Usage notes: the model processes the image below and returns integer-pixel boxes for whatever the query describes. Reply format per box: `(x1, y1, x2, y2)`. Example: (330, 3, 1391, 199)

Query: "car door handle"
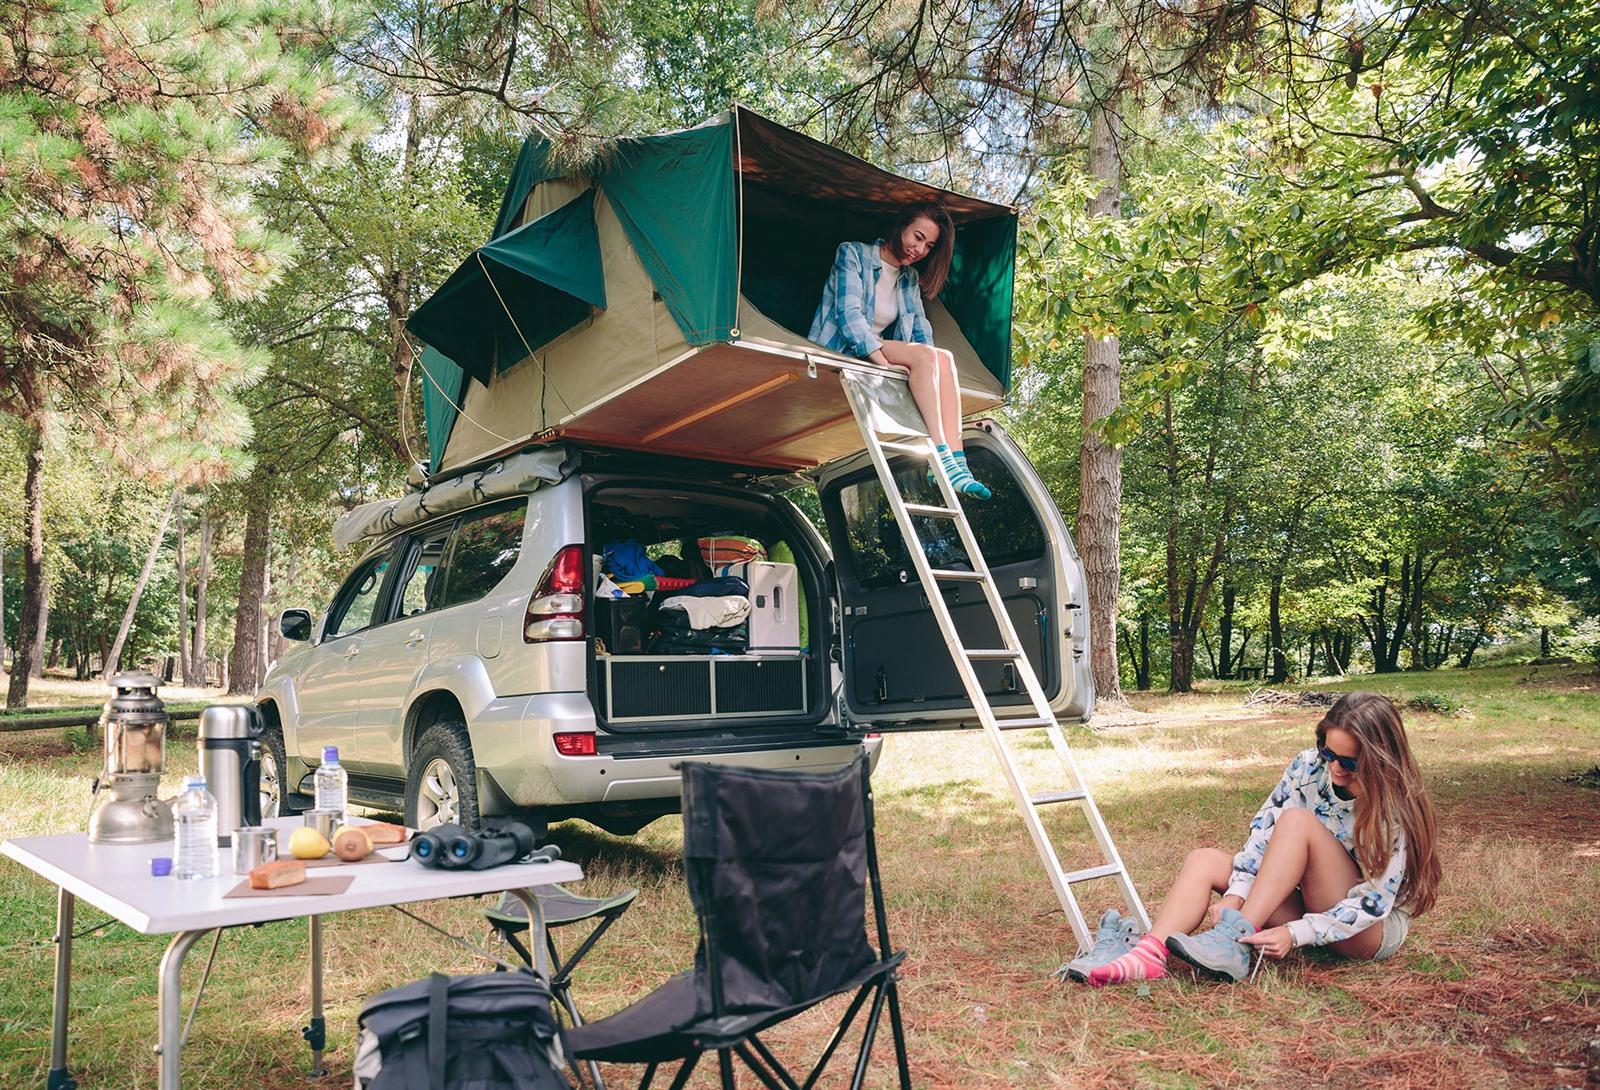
(342, 644, 362, 659)
(404, 629, 426, 648)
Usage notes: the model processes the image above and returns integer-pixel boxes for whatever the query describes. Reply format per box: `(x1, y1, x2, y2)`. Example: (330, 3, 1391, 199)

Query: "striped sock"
(1087, 933, 1168, 987)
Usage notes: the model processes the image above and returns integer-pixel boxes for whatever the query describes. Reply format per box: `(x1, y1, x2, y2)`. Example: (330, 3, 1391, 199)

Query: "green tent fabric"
(940, 215, 1016, 390)
(408, 188, 607, 386)
(422, 136, 558, 466)
(419, 346, 465, 470)
(492, 136, 558, 240)
(599, 121, 737, 345)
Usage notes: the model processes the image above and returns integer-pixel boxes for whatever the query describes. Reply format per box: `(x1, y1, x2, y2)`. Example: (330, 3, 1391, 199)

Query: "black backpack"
(355, 971, 572, 1090)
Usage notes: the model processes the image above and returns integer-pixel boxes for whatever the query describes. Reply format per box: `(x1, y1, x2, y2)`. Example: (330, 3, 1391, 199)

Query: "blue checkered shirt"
(808, 240, 935, 359)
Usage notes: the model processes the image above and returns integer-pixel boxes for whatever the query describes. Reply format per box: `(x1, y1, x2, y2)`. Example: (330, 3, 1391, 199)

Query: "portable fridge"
(715, 560, 801, 653)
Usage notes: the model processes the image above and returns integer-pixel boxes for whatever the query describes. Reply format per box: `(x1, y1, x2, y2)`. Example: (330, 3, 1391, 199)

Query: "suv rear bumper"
(470, 692, 881, 809)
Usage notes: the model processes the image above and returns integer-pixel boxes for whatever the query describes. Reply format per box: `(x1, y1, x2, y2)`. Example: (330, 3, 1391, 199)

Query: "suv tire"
(257, 715, 310, 818)
(405, 722, 481, 832)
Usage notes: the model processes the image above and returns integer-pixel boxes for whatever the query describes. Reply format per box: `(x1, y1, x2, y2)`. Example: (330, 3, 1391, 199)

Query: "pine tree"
(0, 0, 362, 705)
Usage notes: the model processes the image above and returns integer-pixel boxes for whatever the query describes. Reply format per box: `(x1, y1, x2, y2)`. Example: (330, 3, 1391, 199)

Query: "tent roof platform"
(451, 337, 1004, 474)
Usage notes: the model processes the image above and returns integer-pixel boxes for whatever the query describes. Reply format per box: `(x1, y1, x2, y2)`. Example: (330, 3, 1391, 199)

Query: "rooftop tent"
(413, 106, 1018, 477)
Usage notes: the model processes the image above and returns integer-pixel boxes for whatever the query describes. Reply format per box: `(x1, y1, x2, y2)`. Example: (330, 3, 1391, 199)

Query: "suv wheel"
(405, 722, 481, 832)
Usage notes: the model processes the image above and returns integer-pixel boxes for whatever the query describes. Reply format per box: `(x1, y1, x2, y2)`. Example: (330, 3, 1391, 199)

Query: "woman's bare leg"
(878, 341, 948, 447)
(933, 348, 963, 452)
(1239, 807, 1385, 959)
(1148, 848, 1232, 942)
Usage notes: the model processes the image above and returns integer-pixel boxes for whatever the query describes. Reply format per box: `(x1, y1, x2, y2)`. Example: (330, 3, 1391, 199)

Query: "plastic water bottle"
(173, 775, 219, 880)
(314, 746, 348, 823)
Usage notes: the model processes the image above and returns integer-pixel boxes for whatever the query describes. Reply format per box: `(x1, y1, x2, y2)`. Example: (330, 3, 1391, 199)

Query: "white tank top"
(873, 257, 899, 334)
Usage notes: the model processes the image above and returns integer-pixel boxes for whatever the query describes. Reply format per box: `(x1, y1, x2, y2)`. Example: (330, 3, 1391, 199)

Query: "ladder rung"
(878, 439, 932, 457)
(928, 568, 985, 582)
(1031, 790, 1087, 806)
(903, 503, 960, 518)
(1063, 863, 1125, 885)
(993, 716, 1053, 731)
(965, 648, 1020, 661)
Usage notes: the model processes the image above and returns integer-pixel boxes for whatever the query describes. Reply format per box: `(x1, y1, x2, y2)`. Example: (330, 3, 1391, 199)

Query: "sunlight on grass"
(1, 663, 1596, 1087)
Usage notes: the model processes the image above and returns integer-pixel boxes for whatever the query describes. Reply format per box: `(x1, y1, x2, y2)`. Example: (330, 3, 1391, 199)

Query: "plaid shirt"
(808, 240, 935, 359)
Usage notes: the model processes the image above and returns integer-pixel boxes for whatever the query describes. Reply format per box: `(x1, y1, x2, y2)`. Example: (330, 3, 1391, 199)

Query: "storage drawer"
(604, 659, 712, 720)
(598, 654, 807, 723)
(714, 657, 806, 714)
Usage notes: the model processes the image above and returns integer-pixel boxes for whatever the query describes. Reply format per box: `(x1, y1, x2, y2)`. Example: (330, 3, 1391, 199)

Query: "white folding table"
(1, 816, 583, 1090)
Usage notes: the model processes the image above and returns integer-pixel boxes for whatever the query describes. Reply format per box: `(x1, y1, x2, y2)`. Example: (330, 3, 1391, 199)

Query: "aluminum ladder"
(839, 375, 1149, 952)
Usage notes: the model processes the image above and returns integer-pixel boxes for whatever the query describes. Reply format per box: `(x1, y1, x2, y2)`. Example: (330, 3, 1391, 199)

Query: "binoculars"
(410, 820, 559, 870)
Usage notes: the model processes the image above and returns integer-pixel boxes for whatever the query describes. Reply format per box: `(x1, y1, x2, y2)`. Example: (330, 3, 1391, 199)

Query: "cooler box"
(593, 596, 649, 655)
(715, 560, 800, 652)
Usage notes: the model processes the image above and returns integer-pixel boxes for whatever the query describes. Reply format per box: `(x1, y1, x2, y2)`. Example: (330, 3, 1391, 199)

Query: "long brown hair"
(1317, 692, 1441, 916)
(887, 202, 956, 298)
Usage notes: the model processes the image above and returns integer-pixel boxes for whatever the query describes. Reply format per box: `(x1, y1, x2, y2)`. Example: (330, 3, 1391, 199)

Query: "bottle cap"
(323, 746, 339, 762)
(150, 857, 173, 877)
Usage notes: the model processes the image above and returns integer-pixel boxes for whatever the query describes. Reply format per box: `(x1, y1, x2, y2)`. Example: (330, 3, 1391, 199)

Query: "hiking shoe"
(1165, 907, 1256, 982)
(1055, 909, 1139, 983)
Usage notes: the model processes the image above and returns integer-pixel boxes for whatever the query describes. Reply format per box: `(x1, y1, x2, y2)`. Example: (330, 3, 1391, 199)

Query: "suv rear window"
(438, 502, 527, 608)
(836, 446, 1046, 590)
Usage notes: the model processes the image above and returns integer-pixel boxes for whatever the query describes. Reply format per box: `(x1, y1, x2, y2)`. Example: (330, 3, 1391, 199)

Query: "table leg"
(302, 914, 329, 1079)
(157, 929, 212, 1090)
(48, 887, 76, 1090)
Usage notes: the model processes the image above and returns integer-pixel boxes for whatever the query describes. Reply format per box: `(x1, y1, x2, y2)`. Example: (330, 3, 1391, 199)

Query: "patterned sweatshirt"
(1226, 747, 1408, 947)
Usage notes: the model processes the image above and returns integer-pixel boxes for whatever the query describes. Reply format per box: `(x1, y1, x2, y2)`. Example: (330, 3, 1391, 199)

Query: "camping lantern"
(87, 672, 174, 844)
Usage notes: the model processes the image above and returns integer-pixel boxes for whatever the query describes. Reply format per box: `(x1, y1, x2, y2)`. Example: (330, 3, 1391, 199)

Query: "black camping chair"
(486, 884, 640, 1089)
(563, 753, 911, 1090)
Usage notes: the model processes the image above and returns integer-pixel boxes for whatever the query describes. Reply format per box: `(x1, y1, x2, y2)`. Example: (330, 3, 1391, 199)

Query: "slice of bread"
(249, 859, 307, 889)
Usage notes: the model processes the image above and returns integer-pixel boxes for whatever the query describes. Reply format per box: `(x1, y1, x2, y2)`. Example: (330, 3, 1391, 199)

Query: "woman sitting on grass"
(1070, 691, 1441, 986)
(808, 202, 990, 499)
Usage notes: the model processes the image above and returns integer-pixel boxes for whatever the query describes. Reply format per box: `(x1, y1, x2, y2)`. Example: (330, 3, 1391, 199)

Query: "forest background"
(2, 0, 1596, 707)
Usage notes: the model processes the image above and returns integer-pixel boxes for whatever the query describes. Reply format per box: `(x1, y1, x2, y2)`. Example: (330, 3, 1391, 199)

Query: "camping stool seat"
(485, 884, 639, 1088)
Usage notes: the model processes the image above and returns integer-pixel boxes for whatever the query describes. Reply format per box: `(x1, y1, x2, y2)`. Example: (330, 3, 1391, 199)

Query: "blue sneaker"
(1056, 909, 1139, 983)
(1165, 907, 1256, 982)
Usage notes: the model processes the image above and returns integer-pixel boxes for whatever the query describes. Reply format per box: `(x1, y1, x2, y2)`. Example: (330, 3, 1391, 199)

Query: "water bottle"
(314, 746, 348, 823)
(173, 775, 219, 880)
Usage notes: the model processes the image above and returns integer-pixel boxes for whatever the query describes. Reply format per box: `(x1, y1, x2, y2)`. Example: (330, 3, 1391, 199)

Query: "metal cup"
(304, 808, 341, 841)
(233, 827, 278, 873)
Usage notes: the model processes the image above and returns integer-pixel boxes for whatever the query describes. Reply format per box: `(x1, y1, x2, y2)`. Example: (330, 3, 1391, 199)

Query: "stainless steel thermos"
(197, 705, 263, 837)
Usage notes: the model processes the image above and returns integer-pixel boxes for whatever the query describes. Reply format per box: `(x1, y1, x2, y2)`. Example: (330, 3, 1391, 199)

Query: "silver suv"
(257, 424, 1094, 834)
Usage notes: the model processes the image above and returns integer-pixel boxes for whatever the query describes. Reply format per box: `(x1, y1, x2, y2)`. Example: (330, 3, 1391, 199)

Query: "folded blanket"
(660, 594, 751, 630)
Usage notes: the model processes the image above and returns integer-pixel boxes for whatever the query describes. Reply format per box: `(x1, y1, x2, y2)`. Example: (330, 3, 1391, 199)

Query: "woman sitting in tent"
(809, 204, 991, 499)
(1067, 691, 1441, 986)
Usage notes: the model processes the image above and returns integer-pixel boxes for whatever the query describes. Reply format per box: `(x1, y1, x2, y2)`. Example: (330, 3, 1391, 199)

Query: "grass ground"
(2, 663, 1596, 1088)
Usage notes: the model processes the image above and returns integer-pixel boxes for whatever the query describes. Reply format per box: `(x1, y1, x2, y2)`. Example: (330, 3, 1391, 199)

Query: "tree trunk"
(46, 635, 60, 669)
(1198, 624, 1218, 678)
(228, 479, 272, 695)
(1138, 611, 1151, 690)
(102, 487, 181, 680)
(1459, 624, 1484, 668)
(176, 492, 194, 685)
(193, 505, 211, 686)
(1305, 633, 1318, 677)
(1217, 580, 1236, 679)
(257, 553, 273, 683)
(1078, 97, 1125, 705)
(0, 544, 7, 668)
(30, 590, 48, 678)
(6, 416, 47, 708)
(1540, 626, 1550, 656)
(1267, 572, 1288, 683)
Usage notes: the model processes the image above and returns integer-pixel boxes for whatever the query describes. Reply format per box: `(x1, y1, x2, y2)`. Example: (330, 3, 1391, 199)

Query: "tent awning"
(408, 188, 606, 385)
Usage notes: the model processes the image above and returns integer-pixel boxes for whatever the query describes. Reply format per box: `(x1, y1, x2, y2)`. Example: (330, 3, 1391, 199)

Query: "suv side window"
(325, 551, 395, 639)
(393, 527, 454, 620)
(836, 447, 1046, 589)
(437, 502, 527, 609)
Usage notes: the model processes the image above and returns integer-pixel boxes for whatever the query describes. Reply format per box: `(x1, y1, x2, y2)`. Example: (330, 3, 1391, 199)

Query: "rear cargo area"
(583, 478, 830, 732)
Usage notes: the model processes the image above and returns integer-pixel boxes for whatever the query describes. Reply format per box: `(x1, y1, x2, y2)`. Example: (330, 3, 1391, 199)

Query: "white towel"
(660, 594, 751, 629)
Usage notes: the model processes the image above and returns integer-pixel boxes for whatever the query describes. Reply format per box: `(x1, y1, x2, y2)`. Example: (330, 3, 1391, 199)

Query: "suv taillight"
(524, 544, 586, 643)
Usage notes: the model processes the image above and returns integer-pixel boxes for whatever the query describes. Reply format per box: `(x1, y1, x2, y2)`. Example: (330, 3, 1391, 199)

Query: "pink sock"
(1087, 933, 1168, 987)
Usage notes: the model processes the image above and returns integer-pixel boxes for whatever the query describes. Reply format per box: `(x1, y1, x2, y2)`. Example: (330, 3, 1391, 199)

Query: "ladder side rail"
(841, 388, 1093, 947)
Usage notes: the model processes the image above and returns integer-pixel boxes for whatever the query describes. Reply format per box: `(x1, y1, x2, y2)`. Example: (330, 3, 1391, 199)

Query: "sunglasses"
(1317, 743, 1358, 774)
